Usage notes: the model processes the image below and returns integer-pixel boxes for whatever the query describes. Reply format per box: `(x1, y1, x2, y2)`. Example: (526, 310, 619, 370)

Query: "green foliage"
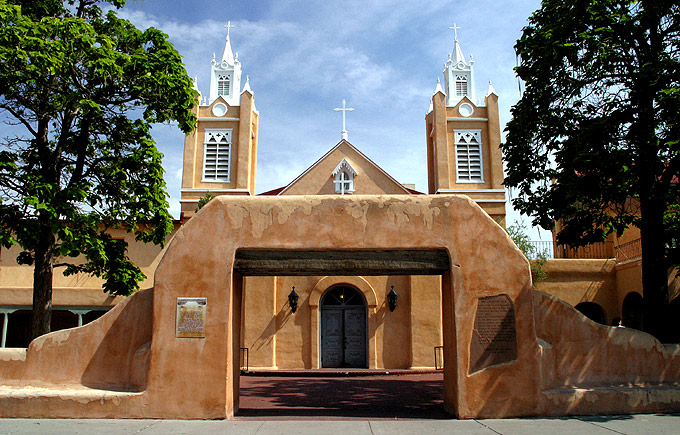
(507, 222, 548, 284)
(195, 192, 216, 213)
(0, 0, 197, 335)
(502, 0, 680, 335)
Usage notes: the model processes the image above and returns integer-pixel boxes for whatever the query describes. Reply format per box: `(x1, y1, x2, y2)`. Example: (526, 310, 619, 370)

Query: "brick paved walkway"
(237, 373, 448, 420)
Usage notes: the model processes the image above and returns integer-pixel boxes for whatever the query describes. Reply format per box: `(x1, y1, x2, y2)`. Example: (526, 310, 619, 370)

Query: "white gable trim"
(332, 158, 357, 177)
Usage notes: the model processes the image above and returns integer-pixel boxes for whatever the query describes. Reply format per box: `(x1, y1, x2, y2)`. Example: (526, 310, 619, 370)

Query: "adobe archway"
(146, 195, 540, 419)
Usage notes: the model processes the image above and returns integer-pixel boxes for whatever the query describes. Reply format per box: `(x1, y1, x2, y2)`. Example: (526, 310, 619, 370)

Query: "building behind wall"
(3, 24, 663, 360)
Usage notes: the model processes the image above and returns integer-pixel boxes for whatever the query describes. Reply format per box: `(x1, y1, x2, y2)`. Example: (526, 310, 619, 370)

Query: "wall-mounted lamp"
(288, 286, 299, 314)
(387, 286, 398, 312)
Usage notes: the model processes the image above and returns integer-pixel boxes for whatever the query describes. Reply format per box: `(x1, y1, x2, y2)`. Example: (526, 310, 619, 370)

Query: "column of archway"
(309, 276, 378, 368)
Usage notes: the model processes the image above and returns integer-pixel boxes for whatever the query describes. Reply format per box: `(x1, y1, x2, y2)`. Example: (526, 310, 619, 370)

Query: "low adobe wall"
(535, 290, 680, 415)
(0, 289, 153, 418)
(0, 195, 679, 419)
(535, 259, 618, 323)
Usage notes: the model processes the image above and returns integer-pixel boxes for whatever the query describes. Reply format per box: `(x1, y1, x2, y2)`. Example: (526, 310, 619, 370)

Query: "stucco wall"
(241, 274, 441, 370)
(1, 195, 678, 419)
(535, 259, 618, 323)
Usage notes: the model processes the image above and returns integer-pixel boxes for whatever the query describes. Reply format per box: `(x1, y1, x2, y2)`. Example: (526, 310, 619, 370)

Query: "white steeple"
(208, 21, 243, 106)
(487, 80, 497, 96)
(443, 22, 476, 107)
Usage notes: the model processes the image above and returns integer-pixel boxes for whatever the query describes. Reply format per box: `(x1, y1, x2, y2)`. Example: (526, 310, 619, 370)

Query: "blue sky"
(119, 0, 550, 240)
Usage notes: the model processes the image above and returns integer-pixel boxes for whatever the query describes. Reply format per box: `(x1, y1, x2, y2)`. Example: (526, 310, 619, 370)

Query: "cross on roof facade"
(449, 22, 461, 42)
(224, 21, 235, 39)
(333, 99, 354, 140)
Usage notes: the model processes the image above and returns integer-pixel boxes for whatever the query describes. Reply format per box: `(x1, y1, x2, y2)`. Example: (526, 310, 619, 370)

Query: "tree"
(195, 192, 216, 213)
(507, 222, 548, 285)
(0, 0, 197, 339)
(502, 0, 680, 339)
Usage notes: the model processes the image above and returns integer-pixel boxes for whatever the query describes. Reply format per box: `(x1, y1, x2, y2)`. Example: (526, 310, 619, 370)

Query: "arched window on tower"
(217, 74, 231, 97)
(332, 158, 357, 194)
(454, 130, 483, 182)
(455, 75, 468, 97)
(202, 129, 232, 182)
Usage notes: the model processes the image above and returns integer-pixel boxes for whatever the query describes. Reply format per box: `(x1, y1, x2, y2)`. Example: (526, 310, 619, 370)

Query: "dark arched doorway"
(320, 285, 367, 368)
(622, 292, 644, 330)
(574, 302, 607, 325)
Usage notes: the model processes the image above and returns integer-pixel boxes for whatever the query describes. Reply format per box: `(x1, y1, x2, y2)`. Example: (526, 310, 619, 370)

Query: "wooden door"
(344, 308, 366, 367)
(321, 307, 366, 368)
(321, 309, 343, 368)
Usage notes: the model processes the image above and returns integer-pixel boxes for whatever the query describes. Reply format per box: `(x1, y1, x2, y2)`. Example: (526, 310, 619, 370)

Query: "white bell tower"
(443, 23, 475, 106)
(209, 21, 242, 106)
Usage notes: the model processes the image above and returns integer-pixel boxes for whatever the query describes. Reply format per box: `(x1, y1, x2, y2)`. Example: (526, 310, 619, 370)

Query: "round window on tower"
(458, 103, 474, 117)
(212, 103, 228, 117)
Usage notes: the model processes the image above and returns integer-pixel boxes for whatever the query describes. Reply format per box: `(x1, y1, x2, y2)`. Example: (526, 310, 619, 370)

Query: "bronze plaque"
(176, 297, 207, 338)
(469, 294, 517, 374)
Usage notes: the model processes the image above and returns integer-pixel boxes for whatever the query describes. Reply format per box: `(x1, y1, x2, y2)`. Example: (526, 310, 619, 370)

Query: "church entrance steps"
(243, 369, 441, 377)
(542, 384, 680, 416)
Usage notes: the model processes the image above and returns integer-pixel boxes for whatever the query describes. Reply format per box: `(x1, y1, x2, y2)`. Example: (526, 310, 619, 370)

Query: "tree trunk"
(639, 191, 669, 340)
(31, 225, 55, 340)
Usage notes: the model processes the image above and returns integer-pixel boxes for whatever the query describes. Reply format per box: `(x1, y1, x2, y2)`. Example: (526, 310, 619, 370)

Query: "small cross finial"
(449, 22, 461, 42)
(224, 21, 235, 39)
(333, 99, 355, 140)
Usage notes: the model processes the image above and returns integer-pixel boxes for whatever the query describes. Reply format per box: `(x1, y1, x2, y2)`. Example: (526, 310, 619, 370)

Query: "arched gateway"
(148, 194, 541, 418)
(2, 195, 680, 420)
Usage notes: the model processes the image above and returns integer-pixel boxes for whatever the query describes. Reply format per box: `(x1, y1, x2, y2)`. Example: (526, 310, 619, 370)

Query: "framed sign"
(176, 297, 207, 338)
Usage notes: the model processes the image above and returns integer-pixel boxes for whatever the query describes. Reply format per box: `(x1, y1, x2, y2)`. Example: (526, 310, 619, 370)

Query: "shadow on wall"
(79, 289, 153, 391)
(534, 290, 680, 389)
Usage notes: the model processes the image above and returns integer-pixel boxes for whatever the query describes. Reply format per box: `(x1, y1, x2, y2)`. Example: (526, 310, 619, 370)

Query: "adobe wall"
(146, 194, 540, 419)
(0, 195, 679, 419)
(534, 290, 680, 415)
(0, 225, 178, 303)
(535, 259, 618, 323)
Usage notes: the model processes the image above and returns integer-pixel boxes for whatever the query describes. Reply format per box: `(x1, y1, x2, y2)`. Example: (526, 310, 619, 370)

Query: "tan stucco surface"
(0, 226, 177, 305)
(241, 274, 441, 370)
(280, 141, 410, 196)
(1, 195, 679, 419)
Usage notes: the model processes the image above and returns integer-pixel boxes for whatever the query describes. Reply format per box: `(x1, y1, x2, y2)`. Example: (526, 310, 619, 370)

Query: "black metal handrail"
(434, 346, 444, 370)
(240, 347, 249, 373)
(615, 238, 642, 264)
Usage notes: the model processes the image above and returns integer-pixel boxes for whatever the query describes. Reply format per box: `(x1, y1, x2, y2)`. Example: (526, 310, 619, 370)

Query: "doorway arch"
(320, 285, 368, 368)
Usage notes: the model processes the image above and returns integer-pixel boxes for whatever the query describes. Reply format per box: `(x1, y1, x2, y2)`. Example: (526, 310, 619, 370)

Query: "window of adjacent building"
(455, 75, 468, 97)
(217, 74, 231, 96)
(454, 130, 483, 182)
(202, 129, 231, 182)
(332, 159, 356, 194)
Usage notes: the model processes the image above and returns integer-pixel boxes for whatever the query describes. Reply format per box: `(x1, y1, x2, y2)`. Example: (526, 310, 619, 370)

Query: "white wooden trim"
(181, 188, 251, 193)
(197, 117, 240, 121)
(436, 189, 505, 193)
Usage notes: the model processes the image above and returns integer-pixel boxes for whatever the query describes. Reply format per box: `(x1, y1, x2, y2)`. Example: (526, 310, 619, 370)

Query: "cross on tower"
(449, 22, 461, 42)
(333, 99, 354, 140)
(224, 21, 235, 39)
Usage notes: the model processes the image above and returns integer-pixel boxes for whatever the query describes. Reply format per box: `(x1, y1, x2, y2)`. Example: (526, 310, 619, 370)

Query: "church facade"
(174, 29, 505, 370)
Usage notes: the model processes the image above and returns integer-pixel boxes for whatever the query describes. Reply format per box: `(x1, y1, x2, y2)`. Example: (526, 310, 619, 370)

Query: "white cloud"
(116, 1, 547, 237)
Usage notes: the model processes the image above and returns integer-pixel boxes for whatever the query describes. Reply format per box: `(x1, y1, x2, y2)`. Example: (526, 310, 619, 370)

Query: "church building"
(0, 25, 639, 364)
(175, 27, 505, 369)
